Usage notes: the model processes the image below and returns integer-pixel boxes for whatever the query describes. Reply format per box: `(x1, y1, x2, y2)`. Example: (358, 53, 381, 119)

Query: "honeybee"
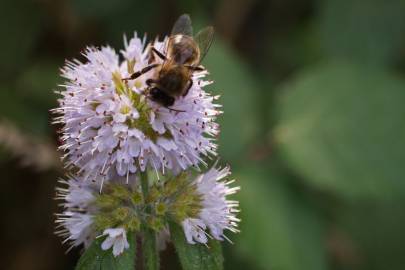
(124, 14, 214, 109)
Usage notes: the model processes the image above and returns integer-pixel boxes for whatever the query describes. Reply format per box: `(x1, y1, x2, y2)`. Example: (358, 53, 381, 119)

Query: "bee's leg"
(152, 47, 167, 61)
(167, 107, 186, 113)
(146, 78, 156, 86)
(142, 87, 151, 98)
(185, 65, 205, 72)
(182, 79, 193, 97)
(123, 63, 159, 81)
(142, 79, 158, 98)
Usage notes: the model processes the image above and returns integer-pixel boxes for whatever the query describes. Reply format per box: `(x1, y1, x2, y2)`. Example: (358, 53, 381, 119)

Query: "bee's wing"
(171, 14, 193, 36)
(194, 26, 215, 64)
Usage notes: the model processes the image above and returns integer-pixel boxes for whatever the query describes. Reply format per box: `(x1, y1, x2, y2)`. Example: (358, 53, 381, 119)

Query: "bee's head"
(149, 87, 175, 107)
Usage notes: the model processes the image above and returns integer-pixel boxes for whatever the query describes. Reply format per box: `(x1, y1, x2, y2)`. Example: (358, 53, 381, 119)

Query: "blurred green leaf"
(16, 61, 60, 107)
(204, 40, 260, 163)
(72, 0, 133, 19)
(333, 200, 405, 270)
(318, 0, 405, 66)
(0, 85, 50, 136)
(0, 0, 42, 77)
(268, 23, 323, 75)
(274, 62, 405, 200)
(75, 233, 136, 270)
(72, 0, 158, 46)
(235, 166, 328, 270)
(170, 222, 224, 270)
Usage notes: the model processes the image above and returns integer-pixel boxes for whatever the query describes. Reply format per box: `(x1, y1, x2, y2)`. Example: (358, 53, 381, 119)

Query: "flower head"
(182, 166, 240, 244)
(56, 176, 134, 256)
(55, 178, 97, 249)
(54, 15, 241, 267)
(53, 34, 220, 186)
(55, 164, 240, 253)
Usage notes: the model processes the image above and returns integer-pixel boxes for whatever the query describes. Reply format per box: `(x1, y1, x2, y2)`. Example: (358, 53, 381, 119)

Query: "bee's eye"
(150, 88, 160, 95)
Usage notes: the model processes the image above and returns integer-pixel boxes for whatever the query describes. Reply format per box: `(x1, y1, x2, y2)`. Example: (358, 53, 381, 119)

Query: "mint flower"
(55, 178, 96, 250)
(182, 166, 240, 244)
(53, 14, 241, 268)
(53, 34, 221, 187)
(57, 211, 93, 250)
(55, 164, 240, 255)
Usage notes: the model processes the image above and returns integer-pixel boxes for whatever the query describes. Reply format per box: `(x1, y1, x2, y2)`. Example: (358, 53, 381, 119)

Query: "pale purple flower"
(55, 177, 97, 250)
(53, 33, 220, 186)
(182, 218, 208, 244)
(56, 176, 136, 255)
(55, 210, 93, 250)
(182, 165, 240, 244)
(56, 178, 95, 208)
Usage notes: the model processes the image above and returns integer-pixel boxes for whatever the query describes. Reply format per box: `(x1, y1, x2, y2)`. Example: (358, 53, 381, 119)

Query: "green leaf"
(72, 0, 133, 19)
(16, 60, 60, 107)
(204, 40, 260, 163)
(170, 222, 224, 270)
(0, 0, 42, 77)
(71, 0, 158, 47)
(333, 200, 405, 270)
(0, 85, 51, 136)
(235, 166, 328, 270)
(267, 23, 324, 75)
(318, 0, 405, 66)
(274, 62, 405, 200)
(75, 233, 136, 270)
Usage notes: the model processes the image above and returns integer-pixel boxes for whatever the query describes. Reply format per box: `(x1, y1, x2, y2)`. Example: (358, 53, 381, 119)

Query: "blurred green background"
(1, 0, 405, 269)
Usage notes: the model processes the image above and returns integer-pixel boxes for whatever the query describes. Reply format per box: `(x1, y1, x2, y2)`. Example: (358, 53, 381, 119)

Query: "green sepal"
(169, 222, 224, 270)
(75, 233, 136, 270)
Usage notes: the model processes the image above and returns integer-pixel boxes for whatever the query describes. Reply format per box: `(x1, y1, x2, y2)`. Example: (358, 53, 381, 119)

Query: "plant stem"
(140, 171, 159, 270)
(140, 171, 149, 197)
(143, 227, 159, 270)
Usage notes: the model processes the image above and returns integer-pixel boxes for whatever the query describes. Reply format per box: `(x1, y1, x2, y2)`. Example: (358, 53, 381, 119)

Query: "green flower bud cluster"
(156, 172, 203, 223)
(92, 173, 203, 234)
(93, 184, 143, 232)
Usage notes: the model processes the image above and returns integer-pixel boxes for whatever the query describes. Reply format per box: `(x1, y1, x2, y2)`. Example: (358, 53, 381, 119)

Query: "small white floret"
(101, 228, 130, 257)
